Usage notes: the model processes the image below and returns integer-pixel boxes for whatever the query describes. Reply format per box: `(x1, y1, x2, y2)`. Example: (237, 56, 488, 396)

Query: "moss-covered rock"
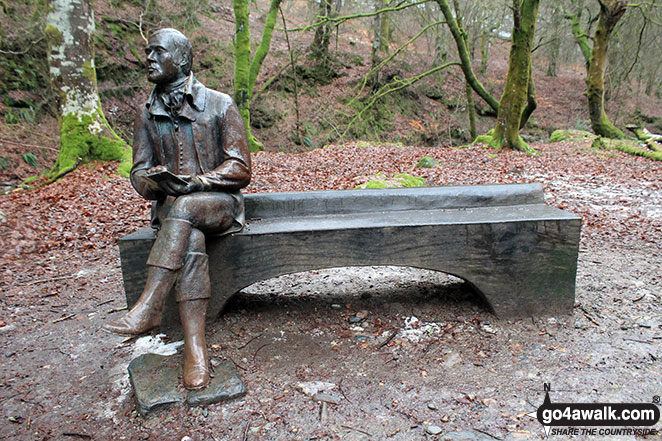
(415, 156, 439, 168)
(549, 129, 595, 143)
(356, 172, 426, 189)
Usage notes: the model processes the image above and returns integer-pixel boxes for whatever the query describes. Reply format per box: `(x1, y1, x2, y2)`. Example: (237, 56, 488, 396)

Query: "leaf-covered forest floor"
(0, 141, 660, 440)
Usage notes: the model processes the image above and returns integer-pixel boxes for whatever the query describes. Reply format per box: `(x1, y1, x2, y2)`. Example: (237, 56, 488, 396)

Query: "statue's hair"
(151, 28, 193, 75)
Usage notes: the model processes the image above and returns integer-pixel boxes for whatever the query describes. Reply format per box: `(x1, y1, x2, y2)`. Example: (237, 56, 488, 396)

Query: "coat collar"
(146, 73, 207, 120)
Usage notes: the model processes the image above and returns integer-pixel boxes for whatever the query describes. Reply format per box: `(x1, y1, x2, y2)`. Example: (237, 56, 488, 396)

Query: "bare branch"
(284, 0, 432, 32)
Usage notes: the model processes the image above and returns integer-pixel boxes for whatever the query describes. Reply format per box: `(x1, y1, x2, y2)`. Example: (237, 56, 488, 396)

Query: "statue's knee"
(169, 195, 195, 220)
(188, 228, 205, 253)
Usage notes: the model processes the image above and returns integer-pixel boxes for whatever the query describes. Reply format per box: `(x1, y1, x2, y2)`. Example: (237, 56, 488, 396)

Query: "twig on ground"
(107, 307, 127, 314)
(632, 293, 646, 303)
(341, 425, 373, 436)
(242, 422, 250, 441)
(17, 273, 76, 286)
(379, 329, 398, 348)
(53, 314, 76, 324)
(623, 338, 652, 344)
(473, 427, 504, 440)
(338, 379, 352, 404)
(236, 332, 263, 350)
(0, 137, 58, 151)
(228, 356, 248, 371)
(253, 343, 271, 362)
(578, 306, 599, 326)
(96, 299, 114, 307)
(62, 432, 92, 439)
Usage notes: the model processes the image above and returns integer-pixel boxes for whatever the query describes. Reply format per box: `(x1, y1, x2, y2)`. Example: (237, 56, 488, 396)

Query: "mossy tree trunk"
(233, 0, 282, 152)
(46, 0, 131, 177)
(490, 0, 539, 152)
(479, 27, 490, 76)
(586, 0, 626, 139)
(520, 63, 537, 129)
(452, 0, 476, 138)
(545, 4, 563, 77)
(566, 0, 592, 71)
(310, 0, 333, 64)
(434, 0, 499, 114)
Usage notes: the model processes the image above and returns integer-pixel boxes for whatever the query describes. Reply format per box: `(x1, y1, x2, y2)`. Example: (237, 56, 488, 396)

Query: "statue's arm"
(129, 109, 166, 200)
(197, 99, 251, 191)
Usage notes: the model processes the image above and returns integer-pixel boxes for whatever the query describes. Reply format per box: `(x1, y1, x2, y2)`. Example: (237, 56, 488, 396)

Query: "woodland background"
(1, 0, 662, 184)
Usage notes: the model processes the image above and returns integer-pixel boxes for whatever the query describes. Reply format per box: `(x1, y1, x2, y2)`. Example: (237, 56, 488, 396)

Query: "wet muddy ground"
(1, 144, 660, 440)
(1, 240, 659, 441)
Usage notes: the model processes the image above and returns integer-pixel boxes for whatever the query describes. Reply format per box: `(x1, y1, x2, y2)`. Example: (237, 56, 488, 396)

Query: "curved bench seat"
(119, 183, 581, 327)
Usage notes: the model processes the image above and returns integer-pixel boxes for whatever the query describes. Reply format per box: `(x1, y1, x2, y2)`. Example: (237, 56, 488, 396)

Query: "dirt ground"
(0, 142, 660, 440)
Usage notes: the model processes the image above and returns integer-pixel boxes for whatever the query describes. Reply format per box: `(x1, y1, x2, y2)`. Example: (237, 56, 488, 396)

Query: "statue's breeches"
(174, 251, 211, 302)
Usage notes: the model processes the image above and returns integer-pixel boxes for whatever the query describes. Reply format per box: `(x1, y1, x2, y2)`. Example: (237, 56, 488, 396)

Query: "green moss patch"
(549, 129, 596, 143)
(356, 172, 426, 189)
(598, 137, 662, 161)
(415, 156, 439, 168)
(52, 112, 131, 177)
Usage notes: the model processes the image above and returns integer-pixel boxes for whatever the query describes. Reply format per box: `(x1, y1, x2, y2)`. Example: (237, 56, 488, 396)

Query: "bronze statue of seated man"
(103, 28, 251, 390)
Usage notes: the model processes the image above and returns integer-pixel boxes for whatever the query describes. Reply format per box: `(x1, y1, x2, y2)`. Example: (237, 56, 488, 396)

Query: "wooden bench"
(119, 183, 582, 327)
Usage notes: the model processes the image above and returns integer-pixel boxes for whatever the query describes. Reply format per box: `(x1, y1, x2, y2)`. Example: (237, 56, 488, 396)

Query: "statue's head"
(145, 28, 193, 85)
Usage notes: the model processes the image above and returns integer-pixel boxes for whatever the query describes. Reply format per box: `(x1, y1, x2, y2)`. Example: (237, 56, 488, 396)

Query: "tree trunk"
(371, 0, 383, 67)
(586, 0, 626, 139)
(479, 28, 489, 76)
(452, 0, 476, 139)
(520, 63, 537, 128)
(233, 0, 256, 150)
(311, 0, 333, 63)
(435, 0, 499, 113)
(567, 0, 591, 71)
(545, 4, 563, 77)
(233, 0, 282, 152)
(491, 0, 540, 152)
(379, 0, 391, 53)
(46, 0, 131, 177)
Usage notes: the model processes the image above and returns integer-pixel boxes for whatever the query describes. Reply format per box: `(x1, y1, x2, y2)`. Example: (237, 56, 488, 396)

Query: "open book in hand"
(144, 169, 188, 186)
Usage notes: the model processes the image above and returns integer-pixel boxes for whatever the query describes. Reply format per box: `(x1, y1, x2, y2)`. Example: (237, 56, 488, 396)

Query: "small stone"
(427, 402, 438, 410)
(355, 310, 369, 319)
(0, 324, 16, 334)
(331, 304, 342, 310)
(442, 352, 461, 368)
(354, 336, 368, 343)
(426, 425, 443, 435)
(313, 392, 342, 405)
(296, 381, 336, 396)
(348, 317, 361, 324)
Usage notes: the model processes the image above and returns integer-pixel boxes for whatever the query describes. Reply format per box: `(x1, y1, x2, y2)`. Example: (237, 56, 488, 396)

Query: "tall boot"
(179, 299, 210, 389)
(103, 218, 192, 335)
(102, 266, 176, 335)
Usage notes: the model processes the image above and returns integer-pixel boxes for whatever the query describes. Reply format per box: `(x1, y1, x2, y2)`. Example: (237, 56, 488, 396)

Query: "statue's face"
(145, 33, 183, 84)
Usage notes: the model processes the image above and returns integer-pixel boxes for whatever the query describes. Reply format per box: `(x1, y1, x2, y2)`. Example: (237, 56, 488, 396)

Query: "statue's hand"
(159, 175, 203, 196)
(140, 167, 167, 192)
(147, 165, 168, 174)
